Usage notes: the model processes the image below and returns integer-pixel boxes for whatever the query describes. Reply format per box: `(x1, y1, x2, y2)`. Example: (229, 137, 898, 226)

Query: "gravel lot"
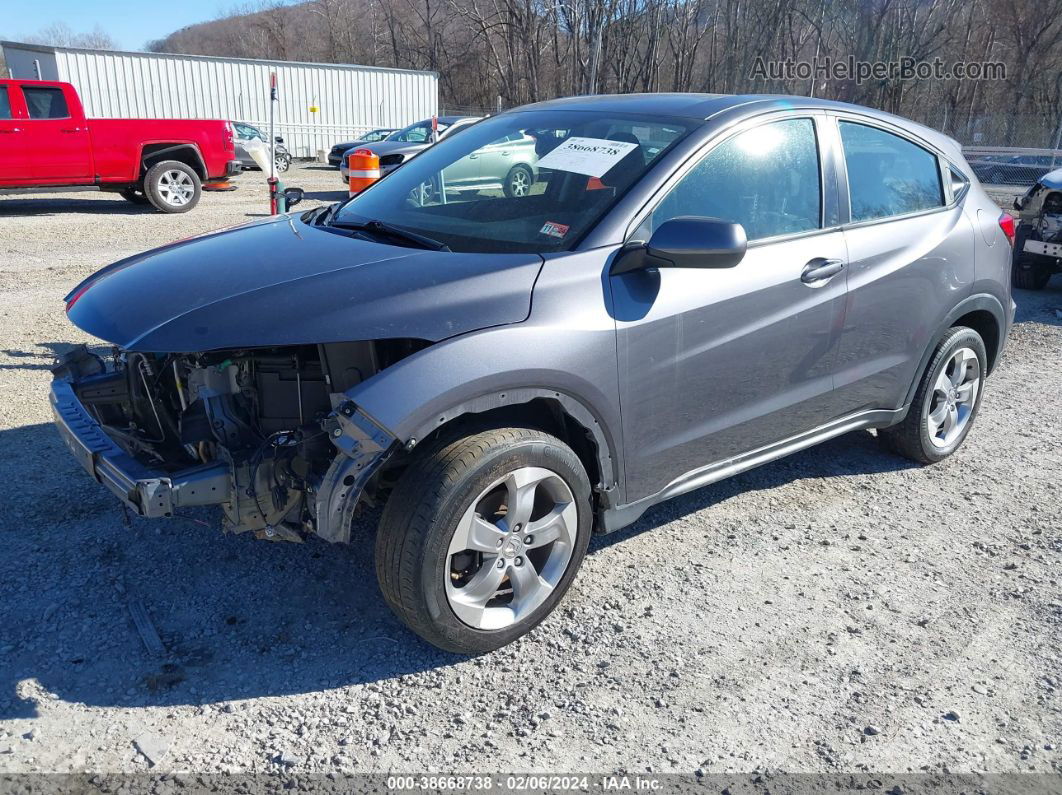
(0, 163, 1059, 781)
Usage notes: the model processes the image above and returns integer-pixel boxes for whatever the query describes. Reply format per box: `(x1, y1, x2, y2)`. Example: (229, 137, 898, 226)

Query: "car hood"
(65, 214, 543, 353)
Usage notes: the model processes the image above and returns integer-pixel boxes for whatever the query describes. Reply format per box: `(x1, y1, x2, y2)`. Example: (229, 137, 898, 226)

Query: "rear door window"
(649, 118, 822, 241)
(0, 87, 10, 119)
(23, 87, 70, 119)
(840, 121, 944, 222)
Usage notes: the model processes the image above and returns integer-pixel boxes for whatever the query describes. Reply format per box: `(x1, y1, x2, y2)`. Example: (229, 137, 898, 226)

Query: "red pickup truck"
(0, 79, 240, 213)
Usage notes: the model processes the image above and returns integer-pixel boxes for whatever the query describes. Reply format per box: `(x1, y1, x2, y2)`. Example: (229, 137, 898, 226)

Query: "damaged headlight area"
(51, 340, 427, 543)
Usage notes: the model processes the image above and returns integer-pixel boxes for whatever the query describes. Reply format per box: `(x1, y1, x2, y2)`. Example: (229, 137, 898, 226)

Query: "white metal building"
(2, 41, 438, 157)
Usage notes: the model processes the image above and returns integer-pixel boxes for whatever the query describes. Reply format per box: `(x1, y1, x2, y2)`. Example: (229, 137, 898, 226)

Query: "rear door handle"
(0, 128, 20, 134)
(60, 127, 82, 133)
(801, 257, 846, 285)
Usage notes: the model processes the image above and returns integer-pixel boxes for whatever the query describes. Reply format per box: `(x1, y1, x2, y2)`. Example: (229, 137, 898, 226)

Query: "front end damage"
(49, 341, 422, 543)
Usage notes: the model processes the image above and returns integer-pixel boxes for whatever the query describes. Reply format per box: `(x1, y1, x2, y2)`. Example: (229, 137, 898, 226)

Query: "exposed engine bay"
(1032, 190, 1062, 243)
(55, 340, 428, 542)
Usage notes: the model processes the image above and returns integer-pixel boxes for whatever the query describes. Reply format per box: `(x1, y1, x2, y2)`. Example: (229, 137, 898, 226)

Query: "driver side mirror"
(612, 216, 747, 275)
(282, 187, 305, 209)
(275, 136, 285, 144)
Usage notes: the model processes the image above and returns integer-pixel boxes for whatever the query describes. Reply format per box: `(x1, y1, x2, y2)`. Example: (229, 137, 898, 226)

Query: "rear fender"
(139, 143, 207, 179)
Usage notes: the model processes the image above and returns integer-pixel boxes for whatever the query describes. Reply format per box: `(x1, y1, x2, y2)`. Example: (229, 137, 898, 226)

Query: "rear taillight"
(999, 212, 1016, 246)
(224, 122, 235, 152)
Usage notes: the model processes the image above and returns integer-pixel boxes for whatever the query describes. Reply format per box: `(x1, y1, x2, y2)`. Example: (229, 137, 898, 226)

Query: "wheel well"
(953, 309, 1000, 373)
(140, 144, 206, 180)
(402, 399, 604, 493)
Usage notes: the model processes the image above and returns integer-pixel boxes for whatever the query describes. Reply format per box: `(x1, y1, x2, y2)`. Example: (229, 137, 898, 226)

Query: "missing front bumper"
(50, 378, 232, 518)
(1023, 239, 1062, 258)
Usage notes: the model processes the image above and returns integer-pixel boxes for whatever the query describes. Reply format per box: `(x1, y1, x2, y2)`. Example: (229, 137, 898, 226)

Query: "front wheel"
(143, 160, 202, 213)
(375, 427, 592, 654)
(1012, 224, 1053, 290)
(274, 153, 291, 174)
(879, 326, 987, 464)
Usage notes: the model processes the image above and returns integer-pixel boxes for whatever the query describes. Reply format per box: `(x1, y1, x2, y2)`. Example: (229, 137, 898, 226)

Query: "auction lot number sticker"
(536, 137, 640, 177)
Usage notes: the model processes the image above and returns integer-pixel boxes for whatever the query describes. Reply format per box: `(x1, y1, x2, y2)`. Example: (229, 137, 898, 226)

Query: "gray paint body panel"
(65, 215, 543, 352)
(59, 92, 1014, 535)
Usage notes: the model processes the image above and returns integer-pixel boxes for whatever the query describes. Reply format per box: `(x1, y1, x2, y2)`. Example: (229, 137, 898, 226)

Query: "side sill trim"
(598, 407, 906, 534)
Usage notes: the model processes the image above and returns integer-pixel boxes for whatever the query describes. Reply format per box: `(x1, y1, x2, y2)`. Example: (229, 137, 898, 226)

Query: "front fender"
(349, 326, 622, 491)
(347, 248, 624, 499)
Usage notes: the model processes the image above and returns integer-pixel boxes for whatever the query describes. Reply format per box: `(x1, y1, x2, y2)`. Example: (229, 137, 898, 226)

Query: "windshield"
(333, 110, 693, 253)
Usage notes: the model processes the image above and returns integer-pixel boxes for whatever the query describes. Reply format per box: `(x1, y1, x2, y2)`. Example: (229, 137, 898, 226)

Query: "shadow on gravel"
(591, 428, 916, 552)
(0, 197, 153, 216)
(1013, 282, 1062, 327)
(0, 343, 77, 371)
(0, 424, 459, 720)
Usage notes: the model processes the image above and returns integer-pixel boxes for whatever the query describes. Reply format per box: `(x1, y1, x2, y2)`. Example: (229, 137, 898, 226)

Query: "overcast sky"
(7, 0, 237, 50)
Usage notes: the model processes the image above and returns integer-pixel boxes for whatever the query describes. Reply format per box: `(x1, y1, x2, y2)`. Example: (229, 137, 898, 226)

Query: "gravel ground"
(0, 163, 1059, 780)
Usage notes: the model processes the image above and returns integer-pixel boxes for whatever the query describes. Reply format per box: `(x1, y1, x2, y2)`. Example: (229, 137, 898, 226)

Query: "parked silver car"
(233, 121, 291, 173)
(53, 94, 1014, 654)
(340, 115, 480, 182)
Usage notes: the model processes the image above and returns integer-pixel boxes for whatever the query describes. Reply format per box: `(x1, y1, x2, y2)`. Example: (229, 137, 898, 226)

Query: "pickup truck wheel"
(375, 427, 592, 654)
(879, 326, 987, 464)
(119, 187, 151, 205)
(144, 160, 201, 213)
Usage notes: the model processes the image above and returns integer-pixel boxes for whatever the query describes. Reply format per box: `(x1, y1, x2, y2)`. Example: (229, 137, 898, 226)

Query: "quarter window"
(649, 118, 822, 241)
(23, 87, 69, 119)
(840, 121, 944, 222)
(0, 88, 10, 120)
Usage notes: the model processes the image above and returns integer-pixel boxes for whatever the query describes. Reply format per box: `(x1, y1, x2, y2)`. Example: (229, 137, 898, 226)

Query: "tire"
(1012, 225, 1053, 290)
(118, 187, 150, 205)
(375, 427, 592, 654)
(275, 153, 291, 174)
(143, 160, 202, 213)
(503, 164, 534, 198)
(879, 326, 988, 464)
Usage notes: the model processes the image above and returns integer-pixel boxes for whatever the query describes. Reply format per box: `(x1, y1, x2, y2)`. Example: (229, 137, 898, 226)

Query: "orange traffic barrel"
(348, 149, 381, 196)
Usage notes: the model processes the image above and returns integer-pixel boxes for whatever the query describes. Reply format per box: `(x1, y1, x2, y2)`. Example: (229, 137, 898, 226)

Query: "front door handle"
(801, 257, 846, 284)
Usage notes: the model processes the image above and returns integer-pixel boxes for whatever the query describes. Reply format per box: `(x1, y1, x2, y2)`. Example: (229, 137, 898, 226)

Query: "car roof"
(438, 115, 480, 124)
(509, 92, 962, 161)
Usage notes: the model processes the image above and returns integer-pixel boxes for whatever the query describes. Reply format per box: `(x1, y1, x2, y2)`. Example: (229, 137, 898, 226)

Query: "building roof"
(0, 40, 438, 79)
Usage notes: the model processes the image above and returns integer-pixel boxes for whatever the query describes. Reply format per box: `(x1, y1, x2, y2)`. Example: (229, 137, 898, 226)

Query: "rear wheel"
(375, 427, 592, 654)
(143, 160, 202, 213)
(879, 326, 987, 464)
(503, 164, 534, 198)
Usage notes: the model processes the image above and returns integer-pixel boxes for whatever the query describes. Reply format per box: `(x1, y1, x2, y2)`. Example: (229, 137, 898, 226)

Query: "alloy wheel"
(509, 169, 531, 197)
(925, 346, 980, 448)
(157, 170, 195, 207)
(445, 466, 576, 630)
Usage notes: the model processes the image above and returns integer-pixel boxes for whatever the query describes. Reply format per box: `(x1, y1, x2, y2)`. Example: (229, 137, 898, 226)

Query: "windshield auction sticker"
(536, 137, 639, 177)
(539, 221, 570, 238)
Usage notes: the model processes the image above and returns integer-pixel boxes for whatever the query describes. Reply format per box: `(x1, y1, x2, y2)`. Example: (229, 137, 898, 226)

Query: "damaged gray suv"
(52, 94, 1014, 653)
